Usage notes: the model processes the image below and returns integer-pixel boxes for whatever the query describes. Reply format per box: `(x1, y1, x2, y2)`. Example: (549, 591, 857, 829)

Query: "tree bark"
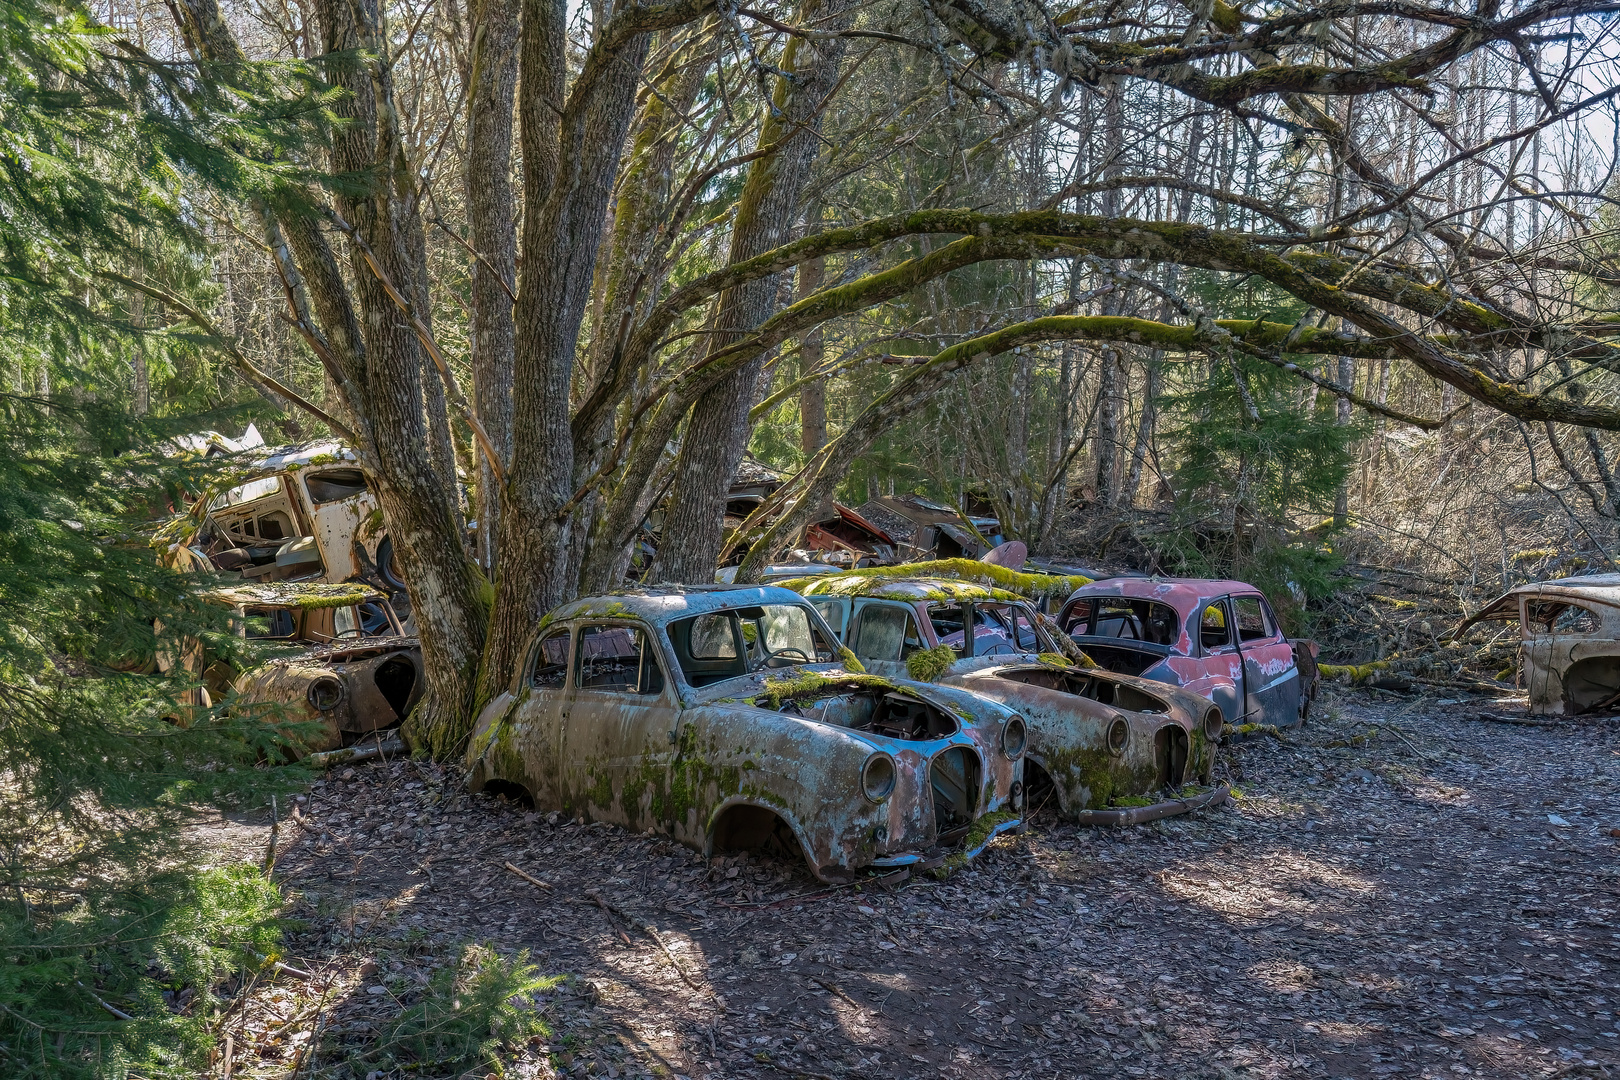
(651, 0, 855, 585)
(463, 0, 521, 569)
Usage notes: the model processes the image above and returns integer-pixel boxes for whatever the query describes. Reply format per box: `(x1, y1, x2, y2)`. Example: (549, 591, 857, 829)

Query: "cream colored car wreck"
(162, 582, 422, 755)
(1455, 574, 1620, 715)
(164, 440, 403, 590)
(467, 586, 1026, 882)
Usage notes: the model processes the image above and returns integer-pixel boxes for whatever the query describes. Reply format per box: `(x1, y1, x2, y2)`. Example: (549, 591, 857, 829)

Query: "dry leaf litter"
(194, 687, 1620, 1079)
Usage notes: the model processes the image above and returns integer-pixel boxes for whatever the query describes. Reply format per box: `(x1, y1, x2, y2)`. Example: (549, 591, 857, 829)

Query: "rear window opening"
(769, 688, 959, 741)
(1063, 598, 1180, 646)
(992, 665, 1168, 713)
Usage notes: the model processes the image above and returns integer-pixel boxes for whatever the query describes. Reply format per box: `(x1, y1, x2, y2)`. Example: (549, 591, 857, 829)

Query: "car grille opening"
(1154, 725, 1188, 788)
(374, 656, 417, 719)
(930, 747, 982, 835)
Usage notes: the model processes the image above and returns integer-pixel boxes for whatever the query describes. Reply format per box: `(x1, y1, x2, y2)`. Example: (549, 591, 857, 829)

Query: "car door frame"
(561, 619, 681, 830)
(1231, 592, 1302, 725)
(1189, 596, 1246, 725)
(503, 622, 576, 808)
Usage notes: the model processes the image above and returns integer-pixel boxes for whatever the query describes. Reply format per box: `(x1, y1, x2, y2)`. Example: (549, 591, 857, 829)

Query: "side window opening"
(243, 606, 297, 639)
(305, 467, 369, 504)
(1234, 596, 1271, 643)
(576, 624, 665, 695)
(850, 604, 922, 662)
(1526, 600, 1600, 635)
(1200, 603, 1232, 650)
(531, 628, 571, 688)
(926, 603, 969, 657)
(810, 599, 845, 638)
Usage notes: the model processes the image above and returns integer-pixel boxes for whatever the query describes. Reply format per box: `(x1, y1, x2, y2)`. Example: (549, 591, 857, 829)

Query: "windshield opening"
(668, 604, 838, 687)
(931, 601, 1045, 656)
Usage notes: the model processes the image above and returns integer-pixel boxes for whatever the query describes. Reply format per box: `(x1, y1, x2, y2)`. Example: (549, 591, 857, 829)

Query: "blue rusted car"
(790, 573, 1228, 824)
(467, 585, 1025, 881)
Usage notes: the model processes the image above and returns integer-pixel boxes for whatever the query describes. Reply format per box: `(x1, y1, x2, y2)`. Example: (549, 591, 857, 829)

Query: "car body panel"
(792, 575, 1221, 819)
(467, 586, 1023, 881)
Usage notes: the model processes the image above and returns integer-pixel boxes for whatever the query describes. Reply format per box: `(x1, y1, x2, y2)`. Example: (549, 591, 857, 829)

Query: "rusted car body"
(791, 575, 1225, 822)
(1454, 574, 1620, 714)
(163, 582, 422, 755)
(165, 440, 403, 590)
(467, 586, 1025, 881)
(1057, 578, 1315, 730)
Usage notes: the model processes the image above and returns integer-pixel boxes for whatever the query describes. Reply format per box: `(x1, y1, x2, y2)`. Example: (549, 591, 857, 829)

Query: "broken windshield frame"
(667, 604, 839, 688)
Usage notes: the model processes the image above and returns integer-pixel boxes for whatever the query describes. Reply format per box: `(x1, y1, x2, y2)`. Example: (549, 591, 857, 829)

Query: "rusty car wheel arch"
(703, 794, 815, 869)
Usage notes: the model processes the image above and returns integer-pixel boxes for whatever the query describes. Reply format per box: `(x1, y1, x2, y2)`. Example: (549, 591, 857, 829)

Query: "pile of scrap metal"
(161, 581, 421, 757)
(1452, 574, 1620, 715)
(849, 495, 1006, 561)
(636, 460, 901, 576)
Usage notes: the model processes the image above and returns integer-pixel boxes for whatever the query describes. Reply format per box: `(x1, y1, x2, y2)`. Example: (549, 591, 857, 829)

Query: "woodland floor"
(197, 688, 1620, 1080)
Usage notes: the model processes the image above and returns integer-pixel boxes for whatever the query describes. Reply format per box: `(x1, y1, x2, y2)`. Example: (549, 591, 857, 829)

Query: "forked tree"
(162, 0, 1620, 756)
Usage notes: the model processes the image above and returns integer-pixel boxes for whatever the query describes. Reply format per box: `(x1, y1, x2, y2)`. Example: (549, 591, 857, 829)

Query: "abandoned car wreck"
(162, 582, 422, 756)
(1453, 574, 1620, 715)
(467, 586, 1026, 881)
(788, 571, 1227, 823)
(1058, 577, 1318, 731)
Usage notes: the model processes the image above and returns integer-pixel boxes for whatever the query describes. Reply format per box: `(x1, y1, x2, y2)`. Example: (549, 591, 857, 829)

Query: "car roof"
(544, 585, 818, 626)
(203, 581, 385, 609)
(1068, 577, 1266, 611)
(798, 575, 1027, 603)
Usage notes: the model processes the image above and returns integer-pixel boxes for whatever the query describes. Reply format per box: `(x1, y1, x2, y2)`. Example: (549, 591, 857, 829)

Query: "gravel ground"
(204, 688, 1620, 1079)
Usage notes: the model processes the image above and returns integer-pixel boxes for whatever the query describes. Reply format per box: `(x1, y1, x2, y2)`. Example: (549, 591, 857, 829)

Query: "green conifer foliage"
(0, 2, 318, 1073)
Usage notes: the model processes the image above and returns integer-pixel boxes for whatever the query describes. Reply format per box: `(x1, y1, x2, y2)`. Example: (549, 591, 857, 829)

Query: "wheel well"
(477, 779, 533, 807)
(709, 803, 806, 865)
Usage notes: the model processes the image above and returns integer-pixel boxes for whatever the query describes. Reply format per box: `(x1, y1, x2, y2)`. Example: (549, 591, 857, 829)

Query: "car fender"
(466, 689, 519, 792)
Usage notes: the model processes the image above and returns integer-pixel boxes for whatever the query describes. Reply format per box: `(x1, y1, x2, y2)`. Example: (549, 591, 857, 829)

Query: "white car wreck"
(1454, 574, 1620, 715)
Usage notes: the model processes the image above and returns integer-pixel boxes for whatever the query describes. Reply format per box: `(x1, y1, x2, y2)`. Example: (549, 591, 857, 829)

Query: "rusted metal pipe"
(1072, 784, 1230, 827)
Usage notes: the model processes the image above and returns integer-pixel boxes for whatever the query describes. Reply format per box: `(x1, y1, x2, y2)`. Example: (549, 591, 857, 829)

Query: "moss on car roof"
(784, 558, 1092, 601)
(203, 582, 383, 609)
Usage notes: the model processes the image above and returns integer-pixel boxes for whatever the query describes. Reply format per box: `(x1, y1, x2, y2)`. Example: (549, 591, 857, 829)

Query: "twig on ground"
(503, 861, 554, 891)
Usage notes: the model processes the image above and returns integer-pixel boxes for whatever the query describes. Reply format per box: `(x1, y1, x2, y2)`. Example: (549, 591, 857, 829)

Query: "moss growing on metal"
(838, 647, 865, 673)
(1036, 652, 1074, 668)
(931, 809, 1020, 878)
(204, 582, 380, 610)
(755, 670, 905, 709)
(795, 558, 1091, 599)
(906, 644, 957, 682)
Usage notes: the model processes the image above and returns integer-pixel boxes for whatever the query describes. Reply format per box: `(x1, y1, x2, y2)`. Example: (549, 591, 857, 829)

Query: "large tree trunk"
(475, 0, 661, 710)
(170, 0, 489, 758)
(463, 0, 521, 570)
(650, 0, 854, 584)
(317, 0, 490, 756)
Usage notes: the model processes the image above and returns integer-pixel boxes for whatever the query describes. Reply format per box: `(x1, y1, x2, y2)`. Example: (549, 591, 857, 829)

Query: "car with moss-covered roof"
(784, 562, 1228, 824)
(160, 581, 421, 756)
(466, 585, 1026, 881)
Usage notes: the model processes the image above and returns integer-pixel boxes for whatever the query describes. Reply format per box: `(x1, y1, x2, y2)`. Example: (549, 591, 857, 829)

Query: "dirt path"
(207, 690, 1620, 1079)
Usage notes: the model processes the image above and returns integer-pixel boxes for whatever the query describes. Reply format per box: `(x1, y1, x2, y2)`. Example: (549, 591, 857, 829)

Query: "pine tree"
(0, 2, 319, 1073)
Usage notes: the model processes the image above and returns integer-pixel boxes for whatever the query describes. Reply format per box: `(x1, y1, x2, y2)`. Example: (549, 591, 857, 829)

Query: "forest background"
(3, 0, 1620, 1072)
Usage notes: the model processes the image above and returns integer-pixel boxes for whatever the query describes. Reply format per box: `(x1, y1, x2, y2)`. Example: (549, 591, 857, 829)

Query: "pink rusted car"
(1056, 579, 1316, 730)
